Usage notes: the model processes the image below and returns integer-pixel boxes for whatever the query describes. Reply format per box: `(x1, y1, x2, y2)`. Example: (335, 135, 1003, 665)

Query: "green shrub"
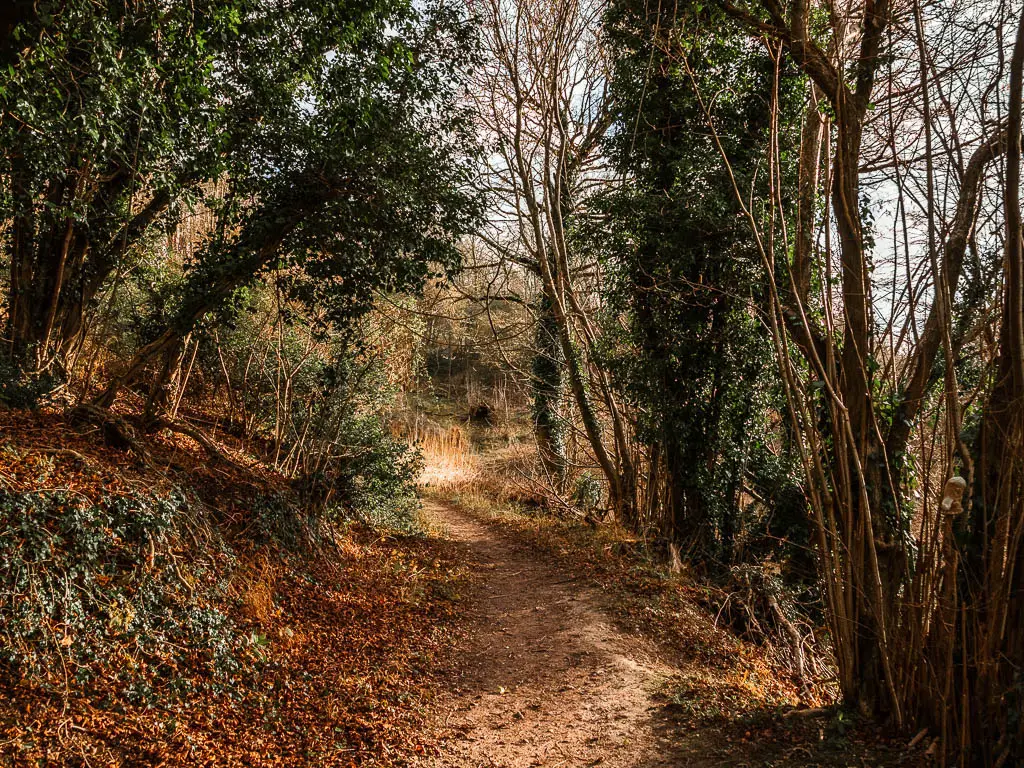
(329, 415, 424, 532)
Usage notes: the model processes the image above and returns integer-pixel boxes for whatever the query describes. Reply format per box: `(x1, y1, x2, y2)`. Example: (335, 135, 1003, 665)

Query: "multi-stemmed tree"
(656, 0, 1023, 757)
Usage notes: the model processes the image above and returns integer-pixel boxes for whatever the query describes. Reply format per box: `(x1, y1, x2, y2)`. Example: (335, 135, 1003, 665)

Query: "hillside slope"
(0, 408, 469, 766)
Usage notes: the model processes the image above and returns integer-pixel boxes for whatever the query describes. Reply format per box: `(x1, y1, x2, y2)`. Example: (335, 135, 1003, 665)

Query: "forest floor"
(415, 496, 926, 768)
(0, 408, 471, 767)
(0, 407, 926, 767)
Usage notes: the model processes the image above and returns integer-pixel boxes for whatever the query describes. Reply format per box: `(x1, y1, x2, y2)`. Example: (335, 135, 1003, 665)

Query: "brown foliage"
(0, 407, 473, 767)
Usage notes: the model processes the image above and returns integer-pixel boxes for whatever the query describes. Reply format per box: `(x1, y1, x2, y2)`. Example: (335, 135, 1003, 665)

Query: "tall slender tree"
(602, 0, 802, 558)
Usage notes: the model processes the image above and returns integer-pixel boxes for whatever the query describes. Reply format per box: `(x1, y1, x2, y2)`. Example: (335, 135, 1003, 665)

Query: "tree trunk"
(531, 294, 566, 485)
(3, 165, 172, 379)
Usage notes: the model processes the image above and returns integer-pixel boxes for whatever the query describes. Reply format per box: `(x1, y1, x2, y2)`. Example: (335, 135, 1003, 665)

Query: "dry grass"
(393, 399, 571, 511)
(398, 416, 481, 492)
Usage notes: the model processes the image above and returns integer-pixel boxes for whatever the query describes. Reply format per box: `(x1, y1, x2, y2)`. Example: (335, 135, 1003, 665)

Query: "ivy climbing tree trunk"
(0, 2, 223, 379)
(679, 0, 1020, 750)
(531, 294, 566, 485)
(4, 175, 173, 376)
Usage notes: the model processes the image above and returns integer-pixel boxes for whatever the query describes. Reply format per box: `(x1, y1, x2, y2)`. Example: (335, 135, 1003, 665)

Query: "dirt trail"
(419, 500, 693, 768)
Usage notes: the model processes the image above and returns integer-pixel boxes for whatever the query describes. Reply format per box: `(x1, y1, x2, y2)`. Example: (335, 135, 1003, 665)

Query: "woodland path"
(418, 500, 698, 768)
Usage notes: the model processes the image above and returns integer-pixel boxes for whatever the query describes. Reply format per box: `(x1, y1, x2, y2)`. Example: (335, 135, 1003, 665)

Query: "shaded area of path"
(419, 500, 694, 768)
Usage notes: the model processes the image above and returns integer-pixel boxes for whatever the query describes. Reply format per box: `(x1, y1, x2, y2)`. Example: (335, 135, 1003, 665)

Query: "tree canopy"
(1, 0, 480, 395)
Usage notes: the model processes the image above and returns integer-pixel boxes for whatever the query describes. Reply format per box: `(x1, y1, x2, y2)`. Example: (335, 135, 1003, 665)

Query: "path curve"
(419, 500, 691, 768)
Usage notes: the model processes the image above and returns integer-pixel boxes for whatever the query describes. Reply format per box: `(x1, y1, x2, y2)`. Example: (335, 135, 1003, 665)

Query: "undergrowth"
(0, 488, 246, 696)
(0, 408, 469, 766)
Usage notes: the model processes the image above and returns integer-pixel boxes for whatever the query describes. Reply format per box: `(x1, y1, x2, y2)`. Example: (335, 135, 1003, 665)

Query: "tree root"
(68, 403, 149, 461)
(146, 415, 246, 471)
(67, 404, 244, 472)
